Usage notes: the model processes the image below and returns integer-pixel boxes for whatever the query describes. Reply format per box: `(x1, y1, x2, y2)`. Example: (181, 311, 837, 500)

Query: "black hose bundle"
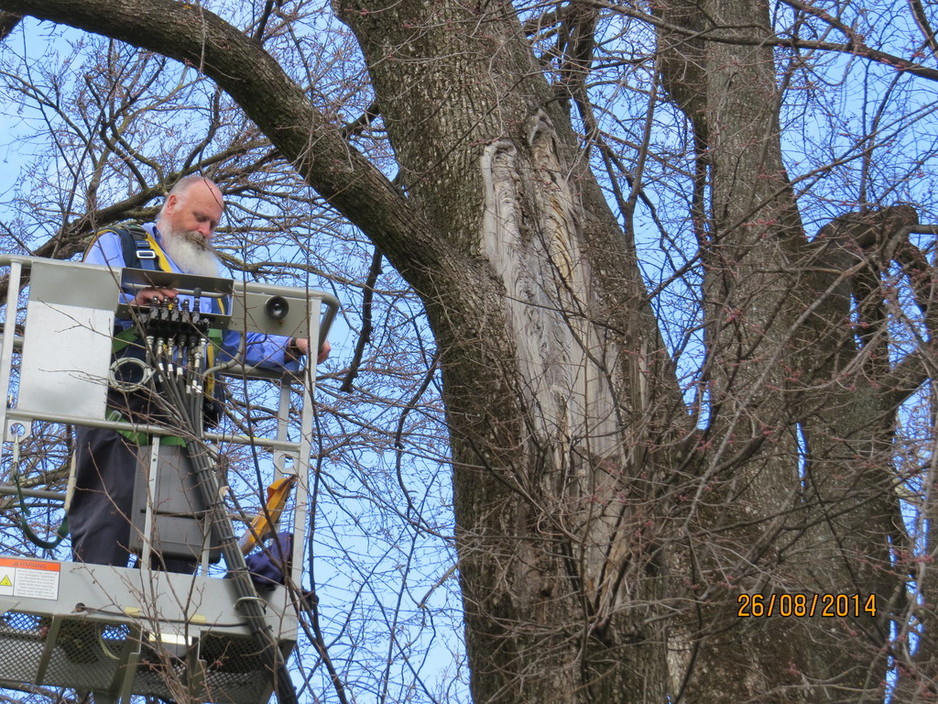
(141, 295, 300, 704)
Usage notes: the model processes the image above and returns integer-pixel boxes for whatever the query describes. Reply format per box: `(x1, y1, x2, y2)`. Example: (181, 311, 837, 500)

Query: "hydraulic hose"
(143, 297, 300, 704)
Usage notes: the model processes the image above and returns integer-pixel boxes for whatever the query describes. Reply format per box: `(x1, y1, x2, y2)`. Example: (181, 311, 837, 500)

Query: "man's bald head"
(166, 175, 224, 205)
(157, 176, 224, 242)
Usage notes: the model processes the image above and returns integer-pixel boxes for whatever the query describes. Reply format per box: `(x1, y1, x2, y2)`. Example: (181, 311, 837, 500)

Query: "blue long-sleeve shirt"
(85, 223, 300, 372)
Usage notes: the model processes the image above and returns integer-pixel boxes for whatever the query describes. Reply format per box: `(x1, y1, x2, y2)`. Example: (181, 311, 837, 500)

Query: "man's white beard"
(160, 227, 220, 277)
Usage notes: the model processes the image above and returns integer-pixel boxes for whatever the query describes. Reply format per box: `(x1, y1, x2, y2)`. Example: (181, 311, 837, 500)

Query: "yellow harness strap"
(142, 229, 174, 272)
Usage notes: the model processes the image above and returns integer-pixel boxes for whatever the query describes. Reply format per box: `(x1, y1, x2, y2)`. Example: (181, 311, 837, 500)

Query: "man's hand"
(133, 287, 177, 306)
(317, 339, 331, 364)
(289, 338, 331, 364)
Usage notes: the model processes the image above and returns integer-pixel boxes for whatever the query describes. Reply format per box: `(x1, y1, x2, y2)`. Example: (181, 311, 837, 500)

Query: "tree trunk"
(657, 0, 902, 700)
(332, 1, 695, 701)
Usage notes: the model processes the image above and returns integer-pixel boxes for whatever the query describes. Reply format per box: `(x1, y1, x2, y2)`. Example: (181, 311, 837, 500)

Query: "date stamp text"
(737, 593, 877, 618)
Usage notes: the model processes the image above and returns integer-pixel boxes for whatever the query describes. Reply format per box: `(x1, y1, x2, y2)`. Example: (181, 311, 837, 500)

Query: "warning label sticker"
(0, 557, 60, 600)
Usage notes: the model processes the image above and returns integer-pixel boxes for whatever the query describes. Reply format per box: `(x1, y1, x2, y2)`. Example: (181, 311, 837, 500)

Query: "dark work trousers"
(68, 393, 197, 574)
(68, 423, 138, 567)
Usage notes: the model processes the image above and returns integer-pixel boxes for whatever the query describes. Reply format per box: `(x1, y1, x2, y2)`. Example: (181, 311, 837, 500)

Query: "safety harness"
(115, 223, 172, 272)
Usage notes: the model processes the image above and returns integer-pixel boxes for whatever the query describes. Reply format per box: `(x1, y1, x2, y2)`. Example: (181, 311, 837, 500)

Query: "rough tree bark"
(0, 0, 685, 701)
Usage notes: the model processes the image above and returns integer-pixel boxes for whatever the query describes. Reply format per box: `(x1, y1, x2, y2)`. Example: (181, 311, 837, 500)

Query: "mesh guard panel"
(0, 609, 288, 704)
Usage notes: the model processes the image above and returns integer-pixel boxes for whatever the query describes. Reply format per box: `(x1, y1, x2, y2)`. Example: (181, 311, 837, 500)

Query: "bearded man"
(69, 176, 328, 570)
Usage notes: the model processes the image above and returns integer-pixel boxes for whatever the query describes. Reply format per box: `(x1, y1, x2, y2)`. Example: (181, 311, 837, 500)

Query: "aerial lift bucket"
(0, 256, 338, 704)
